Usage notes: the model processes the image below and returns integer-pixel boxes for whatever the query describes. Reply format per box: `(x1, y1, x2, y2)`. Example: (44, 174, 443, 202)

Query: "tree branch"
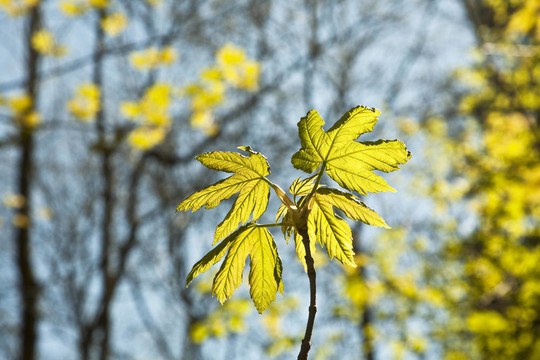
(297, 226, 317, 360)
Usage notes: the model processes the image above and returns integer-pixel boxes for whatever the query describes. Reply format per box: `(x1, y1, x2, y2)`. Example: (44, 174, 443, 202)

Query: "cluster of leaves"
(129, 46, 177, 70)
(0, 0, 39, 17)
(31, 41, 259, 150)
(0, 93, 41, 129)
(405, 0, 540, 358)
(67, 83, 101, 121)
(177, 106, 410, 313)
(183, 43, 261, 135)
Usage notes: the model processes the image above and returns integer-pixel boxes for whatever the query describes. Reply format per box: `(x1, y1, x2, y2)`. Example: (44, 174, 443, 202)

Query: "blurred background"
(0, 0, 539, 359)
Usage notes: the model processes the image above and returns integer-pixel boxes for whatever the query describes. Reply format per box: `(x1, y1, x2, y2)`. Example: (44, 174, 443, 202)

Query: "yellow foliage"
(507, 0, 540, 37)
(9, 94, 32, 114)
(122, 83, 174, 150)
(0, 0, 40, 16)
(31, 29, 67, 57)
(119, 102, 140, 119)
(217, 43, 246, 66)
(0, 93, 41, 129)
(67, 83, 101, 121)
(408, 335, 428, 353)
(189, 298, 252, 343)
(12, 213, 30, 228)
(2, 193, 26, 208)
(59, 1, 85, 16)
(101, 12, 127, 37)
(17, 111, 42, 128)
(128, 126, 166, 150)
(130, 46, 177, 70)
(36, 207, 53, 220)
(59, 0, 109, 16)
(483, 112, 534, 163)
(216, 44, 261, 90)
(467, 311, 510, 333)
(180, 43, 261, 135)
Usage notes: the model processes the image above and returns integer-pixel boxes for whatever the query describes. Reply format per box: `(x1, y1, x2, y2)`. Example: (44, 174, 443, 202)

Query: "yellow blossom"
(3, 193, 26, 208)
(0, 0, 40, 16)
(101, 12, 127, 37)
(217, 43, 246, 66)
(160, 46, 177, 65)
(190, 111, 217, 135)
(59, 1, 85, 16)
(235, 60, 260, 91)
(18, 111, 42, 129)
(12, 214, 30, 228)
(122, 83, 172, 128)
(9, 94, 32, 114)
(128, 126, 166, 150)
(67, 83, 101, 121)
(37, 207, 54, 220)
(216, 44, 260, 91)
(201, 67, 222, 81)
(130, 47, 178, 70)
(59, 0, 108, 16)
(120, 102, 140, 119)
(31, 29, 67, 57)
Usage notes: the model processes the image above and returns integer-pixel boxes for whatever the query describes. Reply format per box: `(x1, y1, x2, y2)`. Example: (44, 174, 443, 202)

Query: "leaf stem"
(297, 226, 317, 360)
(300, 163, 326, 210)
(264, 177, 297, 210)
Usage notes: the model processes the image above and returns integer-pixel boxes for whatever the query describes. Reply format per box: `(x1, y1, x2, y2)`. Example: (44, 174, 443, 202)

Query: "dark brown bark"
(94, 9, 113, 360)
(78, 9, 114, 360)
(297, 226, 317, 360)
(15, 4, 42, 360)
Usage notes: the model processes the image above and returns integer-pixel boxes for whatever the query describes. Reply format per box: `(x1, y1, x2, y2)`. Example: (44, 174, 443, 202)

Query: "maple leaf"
(305, 188, 390, 267)
(291, 106, 411, 195)
(177, 146, 271, 244)
(186, 223, 283, 313)
(314, 188, 389, 229)
(178, 106, 410, 319)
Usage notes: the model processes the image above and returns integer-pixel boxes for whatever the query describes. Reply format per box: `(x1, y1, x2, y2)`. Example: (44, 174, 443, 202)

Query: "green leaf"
(275, 203, 288, 223)
(314, 188, 389, 228)
(177, 148, 271, 244)
(185, 226, 246, 287)
(249, 227, 284, 312)
(289, 175, 317, 196)
(291, 106, 411, 195)
(307, 197, 356, 267)
(210, 224, 283, 313)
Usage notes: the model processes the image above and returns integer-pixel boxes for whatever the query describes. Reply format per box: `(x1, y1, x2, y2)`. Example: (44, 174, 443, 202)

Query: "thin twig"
(297, 226, 317, 360)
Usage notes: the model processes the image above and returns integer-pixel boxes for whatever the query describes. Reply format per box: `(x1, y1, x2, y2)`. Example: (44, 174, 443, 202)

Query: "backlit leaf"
(291, 106, 411, 195)
(209, 224, 283, 313)
(177, 148, 271, 244)
(315, 188, 389, 228)
(307, 198, 356, 267)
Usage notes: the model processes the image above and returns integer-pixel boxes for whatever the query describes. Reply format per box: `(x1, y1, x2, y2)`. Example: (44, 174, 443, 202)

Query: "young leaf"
(211, 224, 283, 313)
(291, 106, 411, 195)
(177, 147, 271, 244)
(307, 198, 356, 267)
(314, 188, 389, 228)
(185, 225, 245, 287)
(289, 175, 318, 196)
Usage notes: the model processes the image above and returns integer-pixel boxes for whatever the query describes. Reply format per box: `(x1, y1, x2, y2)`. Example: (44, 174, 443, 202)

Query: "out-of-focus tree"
(403, 0, 540, 358)
(0, 0, 468, 359)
